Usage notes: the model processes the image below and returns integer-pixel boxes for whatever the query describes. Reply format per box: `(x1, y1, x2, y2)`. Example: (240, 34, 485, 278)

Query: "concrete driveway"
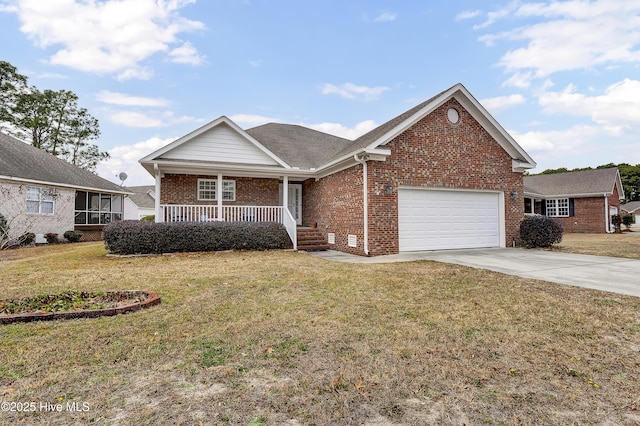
(310, 248, 640, 298)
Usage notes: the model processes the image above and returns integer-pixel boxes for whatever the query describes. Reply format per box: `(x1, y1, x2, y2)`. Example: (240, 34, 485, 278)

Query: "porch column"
(282, 175, 289, 222)
(154, 163, 162, 222)
(217, 173, 223, 220)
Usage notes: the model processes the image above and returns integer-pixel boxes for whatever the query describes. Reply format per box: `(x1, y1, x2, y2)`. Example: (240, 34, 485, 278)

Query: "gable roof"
(140, 116, 291, 172)
(324, 83, 536, 171)
(524, 168, 624, 199)
(140, 83, 536, 177)
(0, 132, 128, 194)
(125, 185, 155, 209)
(621, 201, 640, 213)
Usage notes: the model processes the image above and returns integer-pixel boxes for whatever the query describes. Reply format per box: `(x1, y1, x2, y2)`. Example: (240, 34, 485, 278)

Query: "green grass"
(0, 241, 640, 425)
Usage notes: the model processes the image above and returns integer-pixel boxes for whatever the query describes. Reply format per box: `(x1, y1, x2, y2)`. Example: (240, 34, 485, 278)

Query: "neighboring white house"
(621, 201, 640, 229)
(0, 132, 130, 242)
(123, 185, 156, 220)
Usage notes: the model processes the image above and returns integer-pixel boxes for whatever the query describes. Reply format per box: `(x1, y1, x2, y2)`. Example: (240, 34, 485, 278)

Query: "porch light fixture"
(510, 190, 518, 199)
(385, 184, 393, 195)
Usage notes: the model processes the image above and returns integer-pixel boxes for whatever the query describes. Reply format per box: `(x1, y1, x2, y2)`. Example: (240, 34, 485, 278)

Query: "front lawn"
(555, 232, 640, 260)
(1, 243, 639, 425)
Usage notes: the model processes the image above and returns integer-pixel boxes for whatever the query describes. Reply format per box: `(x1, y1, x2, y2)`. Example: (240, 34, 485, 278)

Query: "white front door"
(279, 184, 302, 225)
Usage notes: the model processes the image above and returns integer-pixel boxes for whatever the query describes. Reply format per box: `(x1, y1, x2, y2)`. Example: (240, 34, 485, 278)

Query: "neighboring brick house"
(140, 83, 536, 256)
(523, 168, 625, 233)
(0, 132, 130, 242)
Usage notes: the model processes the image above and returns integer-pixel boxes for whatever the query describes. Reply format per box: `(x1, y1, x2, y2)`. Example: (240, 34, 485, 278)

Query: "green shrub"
(0, 212, 8, 240)
(140, 215, 155, 222)
(44, 233, 59, 244)
(103, 220, 292, 255)
(63, 230, 84, 243)
(519, 216, 563, 248)
(622, 214, 634, 231)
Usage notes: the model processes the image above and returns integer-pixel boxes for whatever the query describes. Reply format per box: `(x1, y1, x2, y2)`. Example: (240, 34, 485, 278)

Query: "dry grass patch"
(1, 243, 640, 425)
(554, 232, 640, 260)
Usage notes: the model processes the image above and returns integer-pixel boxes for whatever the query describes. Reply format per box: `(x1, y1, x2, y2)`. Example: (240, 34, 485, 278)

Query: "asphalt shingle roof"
(0, 132, 126, 193)
(621, 201, 640, 213)
(246, 123, 352, 169)
(124, 185, 155, 209)
(524, 168, 620, 197)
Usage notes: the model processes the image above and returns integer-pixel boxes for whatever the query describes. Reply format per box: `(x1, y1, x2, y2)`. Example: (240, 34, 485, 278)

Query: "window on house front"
(197, 179, 236, 201)
(74, 191, 123, 225)
(26, 186, 55, 214)
(546, 198, 569, 217)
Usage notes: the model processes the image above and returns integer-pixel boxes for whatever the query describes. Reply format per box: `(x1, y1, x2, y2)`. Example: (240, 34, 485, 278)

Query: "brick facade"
(160, 174, 280, 206)
(303, 99, 524, 256)
(303, 166, 365, 255)
(158, 99, 527, 256)
(546, 185, 621, 233)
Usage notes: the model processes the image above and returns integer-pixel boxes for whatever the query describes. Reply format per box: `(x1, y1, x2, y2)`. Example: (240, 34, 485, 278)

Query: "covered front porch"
(160, 203, 298, 249)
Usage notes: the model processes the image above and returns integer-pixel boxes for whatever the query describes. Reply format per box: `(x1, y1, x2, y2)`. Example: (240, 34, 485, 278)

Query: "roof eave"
(0, 175, 131, 195)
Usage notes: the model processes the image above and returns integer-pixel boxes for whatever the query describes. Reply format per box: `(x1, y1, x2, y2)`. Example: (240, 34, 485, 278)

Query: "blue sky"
(1, 0, 639, 186)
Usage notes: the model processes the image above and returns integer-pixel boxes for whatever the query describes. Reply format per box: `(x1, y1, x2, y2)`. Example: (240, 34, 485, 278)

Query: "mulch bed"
(0, 290, 161, 324)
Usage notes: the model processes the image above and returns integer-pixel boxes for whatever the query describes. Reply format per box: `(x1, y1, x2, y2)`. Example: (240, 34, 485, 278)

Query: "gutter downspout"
(354, 153, 369, 256)
(154, 163, 162, 222)
(604, 193, 611, 233)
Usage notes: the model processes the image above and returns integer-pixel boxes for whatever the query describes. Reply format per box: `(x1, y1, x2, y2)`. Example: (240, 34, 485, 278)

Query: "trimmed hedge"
(104, 220, 292, 255)
(519, 215, 563, 248)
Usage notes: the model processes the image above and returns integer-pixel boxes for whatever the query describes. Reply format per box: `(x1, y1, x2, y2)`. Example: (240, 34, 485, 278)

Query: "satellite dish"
(117, 172, 128, 186)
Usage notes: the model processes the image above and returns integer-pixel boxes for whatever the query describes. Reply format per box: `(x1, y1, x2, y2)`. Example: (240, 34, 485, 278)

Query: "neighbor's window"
(197, 179, 236, 201)
(546, 198, 569, 217)
(26, 186, 55, 214)
(74, 191, 123, 225)
(524, 197, 534, 215)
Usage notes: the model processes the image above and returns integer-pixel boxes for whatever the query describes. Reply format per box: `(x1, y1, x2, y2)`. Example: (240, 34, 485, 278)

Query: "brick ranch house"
(523, 168, 624, 233)
(140, 83, 536, 256)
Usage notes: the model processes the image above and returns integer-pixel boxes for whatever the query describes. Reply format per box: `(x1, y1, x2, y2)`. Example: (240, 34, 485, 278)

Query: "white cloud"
(96, 90, 170, 107)
(305, 120, 377, 140)
(476, 0, 640, 79)
(321, 82, 390, 101)
(455, 10, 480, 21)
(373, 11, 397, 23)
(2, 0, 205, 78)
(168, 41, 205, 65)
(538, 79, 640, 135)
(480, 94, 526, 111)
(96, 136, 175, 186)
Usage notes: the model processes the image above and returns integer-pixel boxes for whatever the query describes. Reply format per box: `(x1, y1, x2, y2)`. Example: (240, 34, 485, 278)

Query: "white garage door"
(398, 189, 501, 251)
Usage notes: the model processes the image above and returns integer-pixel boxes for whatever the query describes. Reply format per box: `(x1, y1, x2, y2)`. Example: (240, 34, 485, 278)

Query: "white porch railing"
(159, 204, 297, 250)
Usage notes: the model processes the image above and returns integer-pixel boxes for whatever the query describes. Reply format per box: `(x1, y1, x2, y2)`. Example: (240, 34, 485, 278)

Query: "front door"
(279, 184, 302, 225)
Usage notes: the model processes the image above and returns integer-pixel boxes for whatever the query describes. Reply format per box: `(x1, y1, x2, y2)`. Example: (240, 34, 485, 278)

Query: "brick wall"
(304, 98, 525, 256)
(553, 185, 621, 233)
(303, 167, 365, 255)
(160, 174, 280, 206)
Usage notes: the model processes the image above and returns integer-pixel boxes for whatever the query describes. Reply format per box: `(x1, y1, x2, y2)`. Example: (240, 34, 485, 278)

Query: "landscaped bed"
(0, 239, 639, 425)
(0, 290, 161, 324)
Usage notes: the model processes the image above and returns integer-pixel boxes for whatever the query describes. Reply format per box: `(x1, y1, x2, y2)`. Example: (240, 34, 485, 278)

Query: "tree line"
(532, 163, 640, 202)
(0, 61, 108, 172)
